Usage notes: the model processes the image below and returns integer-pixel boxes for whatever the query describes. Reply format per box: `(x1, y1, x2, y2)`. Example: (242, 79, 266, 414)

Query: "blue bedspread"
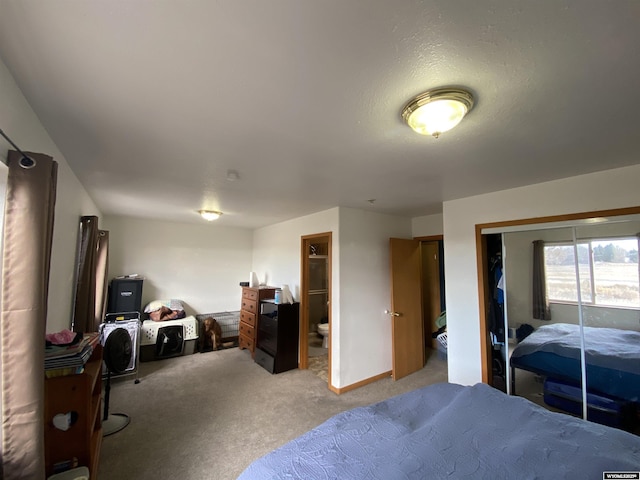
(238, 382, 640, 479)
(511, 323, 640, 374)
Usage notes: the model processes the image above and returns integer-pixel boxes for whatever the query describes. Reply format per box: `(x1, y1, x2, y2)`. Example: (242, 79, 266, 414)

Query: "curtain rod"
(0, 128, 37, 168)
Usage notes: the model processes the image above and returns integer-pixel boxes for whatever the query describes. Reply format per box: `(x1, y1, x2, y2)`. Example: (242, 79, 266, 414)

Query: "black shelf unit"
(254, 301, 299, 374)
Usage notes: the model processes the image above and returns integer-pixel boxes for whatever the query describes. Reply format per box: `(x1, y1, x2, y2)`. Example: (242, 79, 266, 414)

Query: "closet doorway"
(299, 232, 332, 386)
(418, 236, 446, 351)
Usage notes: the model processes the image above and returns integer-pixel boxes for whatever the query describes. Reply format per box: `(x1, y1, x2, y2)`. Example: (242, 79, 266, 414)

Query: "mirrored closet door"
(486, 216, 640, 432)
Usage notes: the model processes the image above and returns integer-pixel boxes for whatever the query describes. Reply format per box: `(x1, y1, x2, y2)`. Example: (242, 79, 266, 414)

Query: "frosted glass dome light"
(198, 210, 222, 221)
(402, 88, 474, 138)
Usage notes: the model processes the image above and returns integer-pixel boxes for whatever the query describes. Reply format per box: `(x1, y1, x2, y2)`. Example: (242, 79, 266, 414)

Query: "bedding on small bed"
(144, 298, 187, 321)
(238, 382, 640, 480)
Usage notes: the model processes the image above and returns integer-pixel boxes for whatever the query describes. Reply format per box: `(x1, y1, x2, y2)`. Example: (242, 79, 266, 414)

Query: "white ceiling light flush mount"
(198, 209, 223, 221)
(402, 87, 474, 138)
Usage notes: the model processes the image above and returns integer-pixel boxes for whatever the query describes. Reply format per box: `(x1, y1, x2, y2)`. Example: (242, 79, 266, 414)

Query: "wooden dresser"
(239, 286, 275, 356)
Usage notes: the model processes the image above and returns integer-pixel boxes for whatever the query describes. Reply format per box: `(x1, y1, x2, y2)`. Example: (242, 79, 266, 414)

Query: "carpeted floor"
(98, 347, 448, 480)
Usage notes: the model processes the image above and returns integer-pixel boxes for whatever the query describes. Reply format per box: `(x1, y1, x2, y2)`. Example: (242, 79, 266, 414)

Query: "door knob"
(384, 310, 400, 317)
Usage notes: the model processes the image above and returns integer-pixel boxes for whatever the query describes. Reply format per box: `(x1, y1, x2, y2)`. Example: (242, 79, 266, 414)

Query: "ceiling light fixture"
(402, 87, 474, 138)
(198, 210, 222, 221)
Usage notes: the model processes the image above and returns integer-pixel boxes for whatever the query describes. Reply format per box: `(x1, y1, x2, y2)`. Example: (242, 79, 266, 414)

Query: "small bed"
(238, 382, 640, 479)
(510, 323, 640, 403)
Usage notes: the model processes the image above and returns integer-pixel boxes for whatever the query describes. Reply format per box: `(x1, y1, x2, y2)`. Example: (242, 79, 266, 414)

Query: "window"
(544, 237, 640, 308)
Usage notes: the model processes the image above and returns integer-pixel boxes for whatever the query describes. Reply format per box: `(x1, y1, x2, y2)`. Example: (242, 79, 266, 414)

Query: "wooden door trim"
(414, 234, 444, 242)
(300, 232, 332, 387)
(475, 206, 640, 384)
(476, 229, 492, 383)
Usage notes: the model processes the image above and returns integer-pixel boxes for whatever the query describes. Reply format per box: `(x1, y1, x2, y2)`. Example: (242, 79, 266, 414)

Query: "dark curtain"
(72, 216, 99, 333)
(0, 151, 57, 479)
(532, 240, 551, 320)
(94, 230, 109, 329)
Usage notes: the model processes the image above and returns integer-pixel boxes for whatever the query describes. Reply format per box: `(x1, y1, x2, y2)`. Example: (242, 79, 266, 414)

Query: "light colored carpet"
(98, 347, 448, 480)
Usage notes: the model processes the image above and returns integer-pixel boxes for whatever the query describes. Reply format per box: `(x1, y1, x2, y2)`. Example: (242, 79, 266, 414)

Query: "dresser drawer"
(259, 315, 277, 336)
(242, 288, 258, 301)
(241, 298, 257, 314)
(238, 321, 255, 340)
(239, 333, 254, 352)
(240, 310, 256, 327)
(254, 348, 275, 374)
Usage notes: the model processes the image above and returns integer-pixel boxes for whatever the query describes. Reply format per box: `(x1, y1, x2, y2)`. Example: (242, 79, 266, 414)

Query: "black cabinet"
(255, 301, 299, 374)
(107, 278, 143, 314)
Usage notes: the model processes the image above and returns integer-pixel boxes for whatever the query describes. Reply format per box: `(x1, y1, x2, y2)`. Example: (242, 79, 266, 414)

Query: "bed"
(510, 323, 640, 403)
(238, 382, 640, 479)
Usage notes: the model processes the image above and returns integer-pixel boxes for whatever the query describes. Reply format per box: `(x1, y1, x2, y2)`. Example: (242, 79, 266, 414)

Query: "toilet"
(317, 323, 329, 349)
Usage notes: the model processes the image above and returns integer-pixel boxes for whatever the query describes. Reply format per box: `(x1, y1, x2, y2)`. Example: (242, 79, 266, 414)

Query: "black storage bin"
(543, 378, 636, 430)
(107, 278, 143, 314)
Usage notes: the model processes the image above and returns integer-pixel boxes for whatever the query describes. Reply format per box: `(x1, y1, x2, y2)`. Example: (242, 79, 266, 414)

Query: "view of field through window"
(544, 238, 640, 308)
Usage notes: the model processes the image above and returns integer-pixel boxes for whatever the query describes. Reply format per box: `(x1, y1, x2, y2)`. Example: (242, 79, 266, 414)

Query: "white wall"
(338, 208, 412, 387)
(252, 207, 412, 389)
(252, 208, 339, 299)
(412, 213, 444, 237)
(253, 208, 341, 380)
(104, 215, 253, 315)
(443, 164, 640, 386)
(0, 57, 101, 333)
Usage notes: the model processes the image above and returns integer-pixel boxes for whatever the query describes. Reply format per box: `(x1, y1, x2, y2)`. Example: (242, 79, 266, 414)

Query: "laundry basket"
(436, 332, 448, 360)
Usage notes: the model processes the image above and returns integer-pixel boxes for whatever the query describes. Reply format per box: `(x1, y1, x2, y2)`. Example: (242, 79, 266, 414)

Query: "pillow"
(144, 300, 165, 313)
(144, 299, 185, 313)
(167, 299, 185, 311)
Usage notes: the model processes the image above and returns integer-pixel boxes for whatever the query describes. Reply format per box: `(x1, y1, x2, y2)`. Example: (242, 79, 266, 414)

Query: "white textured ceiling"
(1, 1, 639, 228)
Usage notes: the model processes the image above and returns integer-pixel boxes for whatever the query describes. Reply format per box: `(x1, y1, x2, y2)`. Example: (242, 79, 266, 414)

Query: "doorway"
(389, 236, 446, 381)
(300, 232, 332, 385)
(420, 237, 446, 351)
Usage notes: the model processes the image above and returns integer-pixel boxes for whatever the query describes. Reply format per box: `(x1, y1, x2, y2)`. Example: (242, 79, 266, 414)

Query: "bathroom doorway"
(300, 232, 332, 385)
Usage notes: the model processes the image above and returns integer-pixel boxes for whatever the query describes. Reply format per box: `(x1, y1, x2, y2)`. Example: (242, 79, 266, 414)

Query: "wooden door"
(390, 238, 424, 380)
